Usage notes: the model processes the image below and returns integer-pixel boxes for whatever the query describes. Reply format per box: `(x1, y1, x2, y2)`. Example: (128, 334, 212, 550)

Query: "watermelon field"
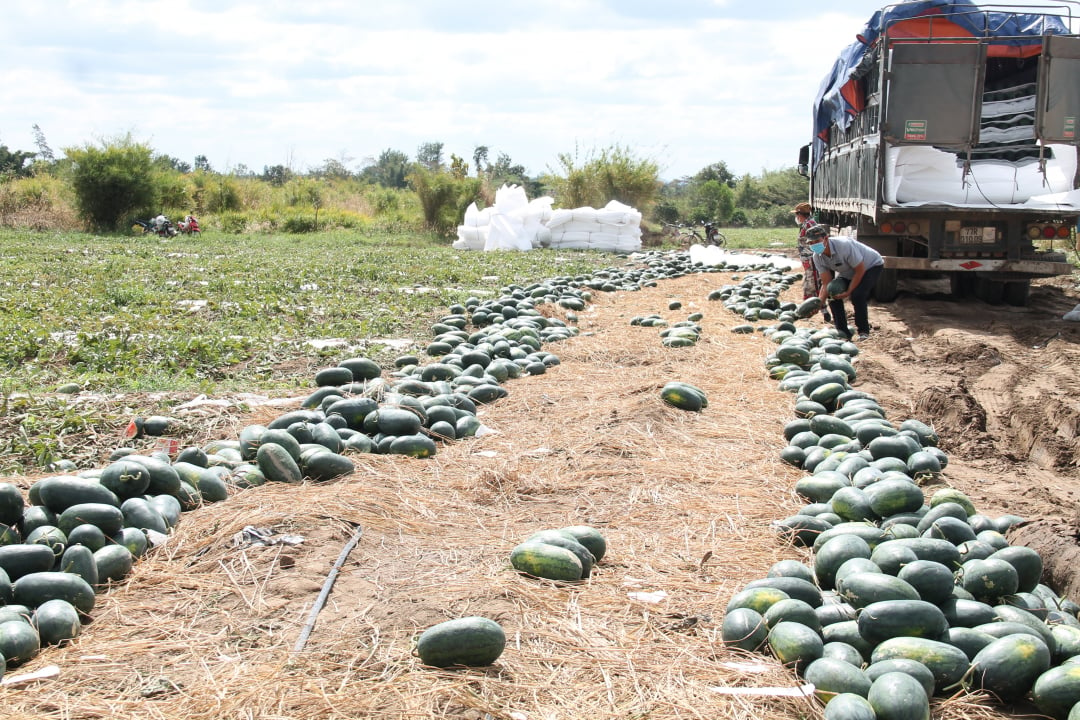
(0, 228, 1079, 719)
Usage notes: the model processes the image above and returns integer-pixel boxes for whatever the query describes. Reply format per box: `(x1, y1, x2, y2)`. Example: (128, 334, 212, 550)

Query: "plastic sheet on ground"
(687, 244, 802, 271)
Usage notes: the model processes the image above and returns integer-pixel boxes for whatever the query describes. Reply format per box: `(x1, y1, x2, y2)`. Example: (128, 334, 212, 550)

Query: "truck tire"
(950, 273, 976, 298)
(873, 268, 899, 302)
(975, 276, 1005, 305)
(1003, 280, 1031, 307)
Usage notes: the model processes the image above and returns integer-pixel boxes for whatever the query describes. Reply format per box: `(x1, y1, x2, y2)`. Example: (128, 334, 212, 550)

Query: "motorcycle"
(134, 215, 177, 238)
(177, 215, 200, 235)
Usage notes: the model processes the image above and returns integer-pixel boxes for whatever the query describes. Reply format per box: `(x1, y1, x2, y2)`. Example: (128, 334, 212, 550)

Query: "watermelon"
(660, 381, 707, 411)
(415, 616, 505, 668)
(1032, 664, 1080, 720)
(722, 608, 768, 652)
(804, 657, 872, 701)
(868, 671, 930, 720)
(767, 620, 824, 672)
(32, 598, 81, 646)
(509, 542, 582, 582)
(967, 633, 1051, 702)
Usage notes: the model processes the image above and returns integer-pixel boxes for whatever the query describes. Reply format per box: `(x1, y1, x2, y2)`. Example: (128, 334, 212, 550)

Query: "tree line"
(0, 130, 808, 235)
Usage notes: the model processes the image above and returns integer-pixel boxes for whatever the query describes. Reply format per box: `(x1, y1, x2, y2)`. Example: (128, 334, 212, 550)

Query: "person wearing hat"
(806, 225, 884, 341)
(792, 202, 829, 321)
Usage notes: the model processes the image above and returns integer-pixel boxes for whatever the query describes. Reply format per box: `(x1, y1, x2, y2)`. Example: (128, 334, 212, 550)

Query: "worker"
(792, 202, 829, 322)
(807, 224, 884, 341)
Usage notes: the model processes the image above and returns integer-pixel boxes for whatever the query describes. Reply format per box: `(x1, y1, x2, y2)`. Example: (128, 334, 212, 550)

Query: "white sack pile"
(545, 200, 641, 253)
(453, 185, 554, 252)
(453, 185, 641, 253)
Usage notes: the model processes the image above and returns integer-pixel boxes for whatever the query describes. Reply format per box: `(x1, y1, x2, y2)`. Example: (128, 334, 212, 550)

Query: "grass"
(0, 229, 618, 393)
(642, 223, 797, 251)
(0, 226, 790, 473)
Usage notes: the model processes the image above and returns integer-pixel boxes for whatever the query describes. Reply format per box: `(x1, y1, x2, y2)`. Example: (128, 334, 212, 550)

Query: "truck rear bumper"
(883, 257, 1074, 277)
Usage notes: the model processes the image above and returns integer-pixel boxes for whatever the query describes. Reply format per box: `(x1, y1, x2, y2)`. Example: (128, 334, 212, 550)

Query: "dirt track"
(3, 260, 1080, 719)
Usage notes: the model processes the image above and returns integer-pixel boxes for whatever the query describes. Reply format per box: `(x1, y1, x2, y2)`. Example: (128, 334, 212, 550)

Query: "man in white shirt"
(806, 225, 885, 341)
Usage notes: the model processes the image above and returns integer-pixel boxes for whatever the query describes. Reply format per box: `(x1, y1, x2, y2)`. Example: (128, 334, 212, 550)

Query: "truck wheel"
(1003, 280, 1031, 307)
(950, 272, 975, 298)
(873, 268, 899, 302)
(974, 276, 1005, 305)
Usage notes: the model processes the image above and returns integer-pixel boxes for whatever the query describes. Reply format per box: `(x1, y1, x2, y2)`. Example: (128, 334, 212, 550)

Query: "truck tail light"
(907, 222, 920, 234)
(1043, 225, 1058, 239)
(880, 222, 893, 234)
(893, 221, 907, 233)
(1028, 225, 1044, 239)
(1058, 225, 1072, 239)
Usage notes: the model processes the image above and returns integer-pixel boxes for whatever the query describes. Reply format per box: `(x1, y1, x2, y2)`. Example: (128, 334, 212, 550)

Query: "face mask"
(809, 242, 825, 255)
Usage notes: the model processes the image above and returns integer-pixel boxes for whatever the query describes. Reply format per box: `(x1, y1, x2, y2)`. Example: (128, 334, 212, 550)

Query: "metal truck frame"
(801, 1, 1080, 305)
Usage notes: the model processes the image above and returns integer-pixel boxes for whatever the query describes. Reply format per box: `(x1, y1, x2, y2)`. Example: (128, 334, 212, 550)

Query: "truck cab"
(803, 0, 1079, 305)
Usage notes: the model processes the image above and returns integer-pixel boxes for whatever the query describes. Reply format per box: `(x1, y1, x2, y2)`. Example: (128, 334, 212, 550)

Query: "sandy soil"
(2, 260, 1079, 719)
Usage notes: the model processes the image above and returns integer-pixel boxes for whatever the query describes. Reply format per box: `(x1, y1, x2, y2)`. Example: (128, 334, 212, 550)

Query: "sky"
(1, 0, 1074, 181)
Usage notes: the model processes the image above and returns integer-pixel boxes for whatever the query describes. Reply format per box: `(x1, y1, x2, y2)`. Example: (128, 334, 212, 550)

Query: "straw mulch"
(0, 271, 1012, 719)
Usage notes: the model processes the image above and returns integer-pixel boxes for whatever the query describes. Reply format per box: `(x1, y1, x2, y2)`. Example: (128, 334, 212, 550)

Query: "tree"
(315, 157, 352, 180)
(692, 179, 735, 223)
(449, 154, 469, 180)
(0, 144, 34, 178)
(694, 161, 736, 188)
(193, 155, 212, 172)
(32, 124, 55, 163)
(490, 152, 528, 187)
(472, 145, 489, 177)
(262, 164, 291, 186)
(416, 141, 444, 172)
(155, 154, 191, 173)
(64, 133, 157, 230)
(360, 149, 410, 188)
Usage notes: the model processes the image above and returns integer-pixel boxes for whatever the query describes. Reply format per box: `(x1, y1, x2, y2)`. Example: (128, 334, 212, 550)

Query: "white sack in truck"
(884, 143, 1080, 208)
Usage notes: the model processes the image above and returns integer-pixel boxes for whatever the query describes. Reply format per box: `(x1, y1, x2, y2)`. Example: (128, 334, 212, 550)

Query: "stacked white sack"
(546, 200, 642, 253)
(453, 202, 491, 250)
(453, 185, 555, 251)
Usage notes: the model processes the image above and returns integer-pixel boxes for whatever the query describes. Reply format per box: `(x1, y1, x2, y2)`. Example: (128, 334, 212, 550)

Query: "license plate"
(959, 226, 995, 244)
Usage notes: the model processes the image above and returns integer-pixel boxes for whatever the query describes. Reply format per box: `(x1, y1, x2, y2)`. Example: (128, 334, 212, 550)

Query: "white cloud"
(0, 0, 1069, 180)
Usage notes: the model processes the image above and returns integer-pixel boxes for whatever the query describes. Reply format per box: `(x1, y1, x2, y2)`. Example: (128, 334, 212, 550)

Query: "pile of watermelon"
(716, 273, 1080, 719)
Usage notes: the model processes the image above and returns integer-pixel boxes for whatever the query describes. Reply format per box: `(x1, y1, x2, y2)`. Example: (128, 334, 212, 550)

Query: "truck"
(800, 0, 1080, 305)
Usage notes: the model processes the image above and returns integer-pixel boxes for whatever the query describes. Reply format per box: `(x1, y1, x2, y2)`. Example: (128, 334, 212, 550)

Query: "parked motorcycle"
(134, 215, 177, 237)
(177, 215, 200, 235)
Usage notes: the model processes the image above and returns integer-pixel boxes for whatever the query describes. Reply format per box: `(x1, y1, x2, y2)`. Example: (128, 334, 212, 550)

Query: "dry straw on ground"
(1, 271, 1015, 719)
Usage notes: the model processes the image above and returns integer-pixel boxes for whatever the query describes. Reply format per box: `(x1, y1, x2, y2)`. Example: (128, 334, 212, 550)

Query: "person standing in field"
(807, 224, 884, 341)
(793, 202, 830, 322)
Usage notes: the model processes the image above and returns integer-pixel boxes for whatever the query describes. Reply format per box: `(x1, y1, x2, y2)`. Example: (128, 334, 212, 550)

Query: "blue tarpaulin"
(811, 0, 1072, 165)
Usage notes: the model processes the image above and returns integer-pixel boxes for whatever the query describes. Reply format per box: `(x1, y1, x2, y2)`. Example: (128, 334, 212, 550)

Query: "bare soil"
(2, 261, 1079, 719)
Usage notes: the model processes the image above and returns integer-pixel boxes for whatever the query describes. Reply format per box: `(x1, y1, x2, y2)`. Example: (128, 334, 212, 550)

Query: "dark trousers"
(829, 265, 883, 337)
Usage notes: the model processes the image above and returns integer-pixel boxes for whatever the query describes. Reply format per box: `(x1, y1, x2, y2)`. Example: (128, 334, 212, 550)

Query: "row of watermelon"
(0, 276, 628, 677)
(714, 269, 1080, 719)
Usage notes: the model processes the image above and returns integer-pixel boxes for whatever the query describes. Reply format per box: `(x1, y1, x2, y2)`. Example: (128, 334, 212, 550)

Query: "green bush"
(216, 212, 247, 234)
(651, 200, 679, 224)
(193, 173, 242, 213)
(747, 205, 793, 228)
(543, 144, 660, 212)
(65, 134, 157, 231)
(408, 169, 481, 233)
(281, 213, 319, 233)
